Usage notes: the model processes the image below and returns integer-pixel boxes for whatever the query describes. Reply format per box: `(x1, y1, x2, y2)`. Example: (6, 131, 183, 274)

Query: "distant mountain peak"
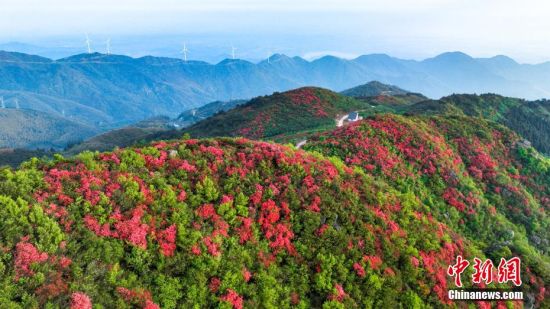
(426, 51, 475, 63)
(354, 53, 393, 61)
(269, 53, 290, 60)
(313, 55, 346, 64)
(0, 50, 52, 63)
(57, 52, 135, 63)
(483, 55, 519, 66)
(341, 81, 411, 97)
(217, 58, 253, 66)
(258, 53, 296, 65)
(438, 51, 472, 58)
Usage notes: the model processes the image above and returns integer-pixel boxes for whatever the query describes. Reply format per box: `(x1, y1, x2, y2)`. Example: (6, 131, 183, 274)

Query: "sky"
(1, 0, 550, 63)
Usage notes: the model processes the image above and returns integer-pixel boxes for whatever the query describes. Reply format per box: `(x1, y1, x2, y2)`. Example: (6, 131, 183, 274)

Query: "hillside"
(53, 86, 550, 160)
(340, 81, 410, 97)
(0, 89, 112, 126)
(0, 108, 98, 149)
(65, 100, 250, 155)
(177, 99, 248, 127)
(185, 87, 367, 140)
(0, 113, 548, 307)
(3, 50, 550, 150)
(0, 148, 52, 167)
(408, 94, 550, 155)
(63, 86, 550, 157)
(340, 81, 428, 110)
(64, 117, 177, 155)
(55, 83, 426, 155)
(0, 52, 212, 127)
(304, 114, 549, 306)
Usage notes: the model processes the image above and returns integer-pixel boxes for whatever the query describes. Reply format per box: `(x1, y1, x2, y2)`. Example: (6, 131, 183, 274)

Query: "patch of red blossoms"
(221, 289, 243, 309)
(70, 292, 92, 309)
(14, 238, 48, 278)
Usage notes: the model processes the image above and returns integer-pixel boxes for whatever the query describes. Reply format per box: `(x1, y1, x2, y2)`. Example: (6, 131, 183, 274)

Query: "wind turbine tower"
(14, 98, 20, 109)
(85, 34, 92, 53)
(0, 96, 4, 109)
(106, 38, 111, 55)
(231, 45, 237, 60)
(182, 43, 189, 62)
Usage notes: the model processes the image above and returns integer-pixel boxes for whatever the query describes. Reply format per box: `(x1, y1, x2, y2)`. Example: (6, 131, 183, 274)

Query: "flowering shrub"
(304, 114, 549, 305)
(14, 238, 49, 278)
(187, 87, 367, 140)
(0, 112, 547, 308)
(70, 292, 92, 309)
(221, 289, 244, 309)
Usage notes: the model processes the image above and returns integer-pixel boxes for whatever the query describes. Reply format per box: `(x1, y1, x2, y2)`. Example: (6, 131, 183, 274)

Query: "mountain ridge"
(58, 84, 550, 158)
(2, 49, 550, 150)
(1, 49, 549, 103)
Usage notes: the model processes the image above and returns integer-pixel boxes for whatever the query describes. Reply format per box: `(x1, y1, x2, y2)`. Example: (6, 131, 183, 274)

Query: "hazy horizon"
(1, 37, 549, 66)
(1, 0, 550, 63)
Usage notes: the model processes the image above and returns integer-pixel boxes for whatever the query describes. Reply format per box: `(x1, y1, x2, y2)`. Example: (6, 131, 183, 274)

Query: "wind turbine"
(85, 34, 92, 53)
(14, 98, 20, 109)
(106, 38, 111, 55)
(231, 45, 237, 60)
(182, 43, 189, 62)
(0, 96, 4, 109)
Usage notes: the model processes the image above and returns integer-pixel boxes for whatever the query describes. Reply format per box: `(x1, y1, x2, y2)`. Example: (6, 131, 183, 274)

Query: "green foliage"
(0, 111, 548, 308)
(185, 87, 371, 140)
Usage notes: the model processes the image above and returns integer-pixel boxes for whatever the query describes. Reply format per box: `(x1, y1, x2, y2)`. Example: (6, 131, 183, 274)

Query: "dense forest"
(409, 94, 550, 155)
(0, 113, 548, 308)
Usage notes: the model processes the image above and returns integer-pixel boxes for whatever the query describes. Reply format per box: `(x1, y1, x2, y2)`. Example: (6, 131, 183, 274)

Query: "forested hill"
(0, 108, 99, 149)
(408, 94, 550, 155)
(183, 88, 550, 157)
(177, 99, 248, 128)
(56, 86, 550, 159)
(340, 80, 410, 97)
(0, 113, 547, 307)
(184, 87, 366, 139)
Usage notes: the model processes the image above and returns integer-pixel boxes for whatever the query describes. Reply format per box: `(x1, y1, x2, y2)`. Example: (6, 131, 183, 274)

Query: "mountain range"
(2, 50, 550, 149)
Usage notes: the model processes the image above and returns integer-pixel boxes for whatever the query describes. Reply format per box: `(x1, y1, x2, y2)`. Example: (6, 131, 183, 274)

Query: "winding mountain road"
(337, 114, 349, 127)
(296, 139, 307, 148)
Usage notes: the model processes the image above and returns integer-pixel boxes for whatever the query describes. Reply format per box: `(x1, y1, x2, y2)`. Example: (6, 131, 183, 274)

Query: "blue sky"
(1, 0, 550, 63)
